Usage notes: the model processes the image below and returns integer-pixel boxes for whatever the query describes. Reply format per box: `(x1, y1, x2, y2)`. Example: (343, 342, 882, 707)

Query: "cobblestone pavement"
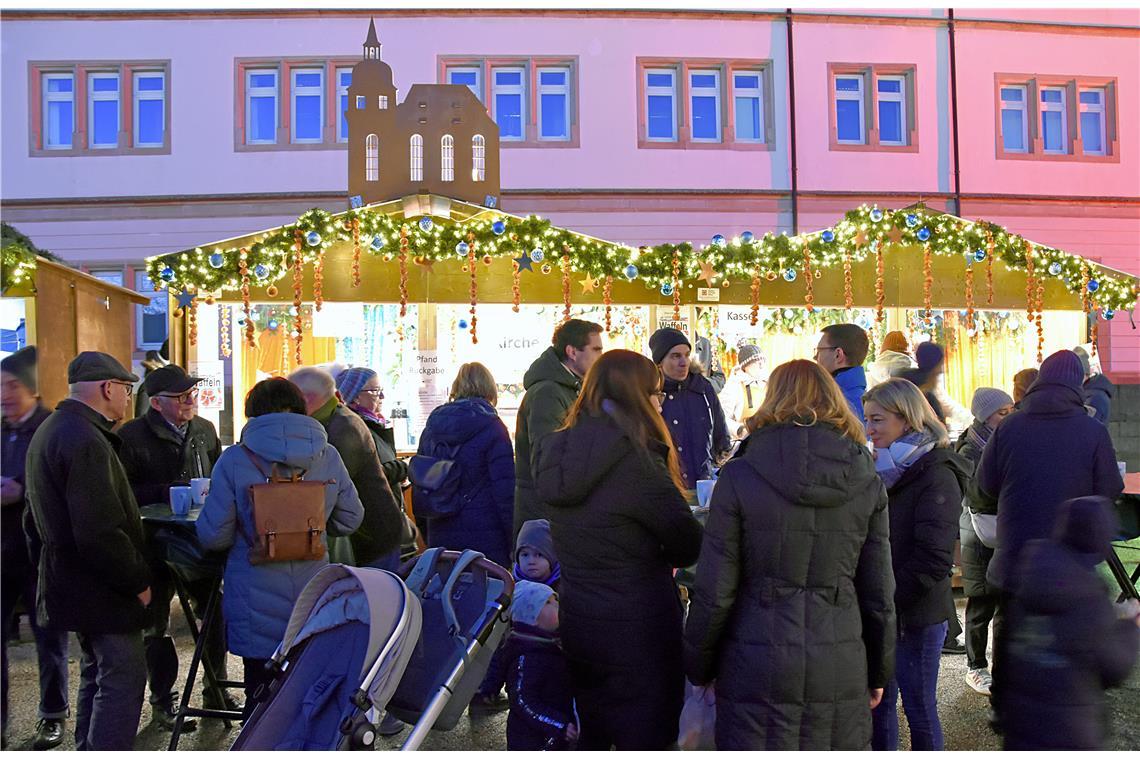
(3, 597, 1137, 751)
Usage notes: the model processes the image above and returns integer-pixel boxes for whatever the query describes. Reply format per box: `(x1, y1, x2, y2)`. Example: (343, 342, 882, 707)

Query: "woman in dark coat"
(335, 367, 408, 498)
(863, 378, 968, 751)
(414, 362, 515, 569)
(684, 360, 896, 751)
(534, 349, 703, 750)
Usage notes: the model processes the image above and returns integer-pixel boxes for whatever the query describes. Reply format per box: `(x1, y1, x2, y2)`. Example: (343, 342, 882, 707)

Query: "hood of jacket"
(523, 346, 580, 393)
(1012, 539, 1099, 615)
(1085, 373, 1115, 399)
(663, 369, 716, 395)
(533, 412, 638, 507)
(737, 422, 879, 508)
(873, 350, 915, 376)
(423, 397, 499, 445)
(890, 445, 971, 495)
(1020, 380, 1088, 418)
(239, 412, 330, 470)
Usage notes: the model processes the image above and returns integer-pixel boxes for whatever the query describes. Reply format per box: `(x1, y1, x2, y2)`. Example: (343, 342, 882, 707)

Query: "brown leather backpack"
(240, 445, 331, 565)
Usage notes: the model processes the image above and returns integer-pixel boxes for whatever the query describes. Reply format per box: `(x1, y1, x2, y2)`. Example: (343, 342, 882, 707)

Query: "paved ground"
(4, 595, 1138, 751)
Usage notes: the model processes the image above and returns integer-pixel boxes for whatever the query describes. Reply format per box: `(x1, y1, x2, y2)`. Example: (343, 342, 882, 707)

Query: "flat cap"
(143, 364, 201, 397)
(67, 351, 139, 384)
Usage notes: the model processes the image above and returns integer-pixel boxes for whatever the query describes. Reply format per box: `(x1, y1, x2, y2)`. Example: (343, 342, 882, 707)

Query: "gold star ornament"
(886, 226, 905, 245)
(579, 273, 599, 294)
(698, 260, 718, 286)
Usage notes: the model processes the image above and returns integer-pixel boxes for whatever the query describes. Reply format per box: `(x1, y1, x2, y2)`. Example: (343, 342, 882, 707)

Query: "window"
(1079, 88, 1106, 156)
(733, 71, 764, 143)
(472, 134, 485, 181)
(410, 134, 423, 181)
(689, 70, 721, 142)
(135, 270, 168, 351)
(356, 95, 366, 110)
(537, 67, 570, 141)
(877, 75, 906, 146)
(246, 69, 278, 144)
(90, 269, 124, 287)
(447, 66, 481, 100)
(1040, 87, 1067, 154)
(88, 73, 120, 148)
(336, 68, 352, 142)
(492, 67, 525, 140)
(379, 95, 388, 110)
(365, 133, 378, 181)
(441, 135, 454, 181)
(133, 71, 165, 147)
(834, 75, 865, 144)
(645, 69, 677, 141)
(42, 73, 75, 149)
(291, 68, 323, 143)
(1000, 85, 1028, 153)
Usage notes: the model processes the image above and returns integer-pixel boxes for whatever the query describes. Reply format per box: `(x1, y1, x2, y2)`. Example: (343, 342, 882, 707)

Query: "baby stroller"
(388, 548, 514, 751)
(231, 564, 422, 750)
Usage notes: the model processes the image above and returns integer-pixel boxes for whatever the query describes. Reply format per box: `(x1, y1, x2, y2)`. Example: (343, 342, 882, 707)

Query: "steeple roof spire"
(363, 18, 381, 60)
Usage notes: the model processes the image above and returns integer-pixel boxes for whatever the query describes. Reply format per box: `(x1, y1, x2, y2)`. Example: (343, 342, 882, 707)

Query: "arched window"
(471, 135, 486, 181)
(365, 133, 379, 182)
(409, 134, 423, 181)
(440, 135, 454, 182)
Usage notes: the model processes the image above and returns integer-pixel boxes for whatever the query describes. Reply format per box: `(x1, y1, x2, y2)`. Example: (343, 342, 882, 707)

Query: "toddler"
(514, 519, 561, 590)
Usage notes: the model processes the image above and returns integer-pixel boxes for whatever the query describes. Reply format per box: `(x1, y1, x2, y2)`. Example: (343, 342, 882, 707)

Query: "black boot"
(32, 718, 65, 750)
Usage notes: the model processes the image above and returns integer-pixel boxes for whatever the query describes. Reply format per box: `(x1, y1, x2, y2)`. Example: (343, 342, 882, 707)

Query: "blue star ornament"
(513, 253, 534, 272)
(176, 288, 196, 309)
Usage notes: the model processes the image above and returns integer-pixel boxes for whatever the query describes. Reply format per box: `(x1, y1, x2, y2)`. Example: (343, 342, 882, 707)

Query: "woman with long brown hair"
(534, 349, 702, 750)
(683, 360, 896, 750)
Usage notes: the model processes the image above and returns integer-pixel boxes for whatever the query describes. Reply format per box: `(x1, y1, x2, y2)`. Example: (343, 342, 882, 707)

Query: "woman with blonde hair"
(863, 378, 968, 751)
(533, 350, 702, 749)
(684, 360, 895, 749)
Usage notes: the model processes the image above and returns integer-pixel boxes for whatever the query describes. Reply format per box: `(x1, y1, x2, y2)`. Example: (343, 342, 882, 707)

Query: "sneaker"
(202, 691, 244, 714)
(468, 691, 508, 713)
(941, 636, 966, 655)
(376, 712, 405, 737)
(151, 703, 197, 733)
(965, 668, 993, 696)
(32, 718, 65, 751)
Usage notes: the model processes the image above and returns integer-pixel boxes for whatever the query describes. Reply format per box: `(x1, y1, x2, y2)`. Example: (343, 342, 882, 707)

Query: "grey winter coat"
(196, 413, 364, 659)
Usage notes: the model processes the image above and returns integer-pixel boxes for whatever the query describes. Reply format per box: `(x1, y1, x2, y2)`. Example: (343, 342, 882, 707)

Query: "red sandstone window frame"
(234, 57, 357, 152)
(635, 58, 775, 151)
(993, 73, 1119, 163)
(28, 60, 172, 157)
(437, 56, 581, 149)
(827, 63, 919, 153)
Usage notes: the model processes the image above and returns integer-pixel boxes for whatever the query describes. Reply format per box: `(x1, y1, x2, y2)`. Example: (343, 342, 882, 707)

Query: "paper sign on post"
(190, 360, 225, 410)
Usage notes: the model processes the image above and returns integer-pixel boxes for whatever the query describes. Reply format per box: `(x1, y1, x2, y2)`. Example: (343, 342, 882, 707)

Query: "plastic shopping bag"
(677, 681, 716, 751)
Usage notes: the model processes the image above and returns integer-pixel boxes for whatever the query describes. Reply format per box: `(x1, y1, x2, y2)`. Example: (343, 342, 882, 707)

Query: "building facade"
(2, 8, 1138, 382)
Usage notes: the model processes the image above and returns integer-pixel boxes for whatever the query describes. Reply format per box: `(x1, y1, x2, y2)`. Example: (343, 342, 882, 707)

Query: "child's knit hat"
(516, 518, 557, 565)
(511, 580, 556, 626)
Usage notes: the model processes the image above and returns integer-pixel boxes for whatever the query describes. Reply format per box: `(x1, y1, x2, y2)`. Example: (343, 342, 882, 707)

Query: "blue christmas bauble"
(208, 253, 224, 268)
(624, 264, 639, 280)
(870, 208, 884, 222)
(419, 216, 434, 232)
(906, 214, 919, 228)
(530, 248, 545, 263)
(973, 250, 987, 263)
(917, 227, 931, 242)
(370, 235, 384, 251)
(1087, 279, 1100, 293)
(1048, 261, 1062, 276)
(456, 242, 470, 256)
(740, 231, 755, 244)
(782, 268, 797, 282)
(711, 234, 727, 247)
(458, 319, 468, 330)
(821, 229, 835, 243)
(491, 220, 506, 235)
(268, 319, 279, 330)
(160, 267, 175, 281)
(660, 282, 674, 296)
(1103, 309, 1116, 320)
(306, 231, 322, 246)
(253, 264, 269, 279)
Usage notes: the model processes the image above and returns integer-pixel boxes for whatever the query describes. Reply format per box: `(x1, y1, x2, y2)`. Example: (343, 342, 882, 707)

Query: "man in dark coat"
(815, 323, 869, 421)
(290, 367, 403, 569)
(513, 319, 602, 537)
(1, 347, 69, 750)
(650, 328, 731, 488)
(25, 352, 152, 750)
(975, 349, 1124, 723)
(118, 364, 229, 728)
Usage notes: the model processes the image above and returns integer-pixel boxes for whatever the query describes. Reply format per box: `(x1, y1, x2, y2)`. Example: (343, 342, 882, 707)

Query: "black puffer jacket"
(505, 624, 576, 751)
(534, 412, 702, 750)
(118, 408, 222, 506)
(954, 423, 996, 598)
(356, 412, 409, 498)
(684, 422, 896, 751)
(884, 447, 969, 628)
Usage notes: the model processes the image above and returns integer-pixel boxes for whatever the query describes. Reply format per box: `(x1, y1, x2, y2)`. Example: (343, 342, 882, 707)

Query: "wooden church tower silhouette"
(346, 20, 501, 207)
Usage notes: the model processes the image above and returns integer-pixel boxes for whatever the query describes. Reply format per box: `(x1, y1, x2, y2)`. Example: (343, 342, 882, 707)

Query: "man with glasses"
(117, 364, 232, 729)
(814, 323, 870, 421)
(25, 352, 153, 750)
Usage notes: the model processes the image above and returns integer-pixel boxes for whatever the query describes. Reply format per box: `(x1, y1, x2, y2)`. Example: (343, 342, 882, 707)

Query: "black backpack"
(408, 440, 467, 520)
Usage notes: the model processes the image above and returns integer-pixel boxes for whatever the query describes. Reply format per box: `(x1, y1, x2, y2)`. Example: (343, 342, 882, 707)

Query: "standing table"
(1112, 473, 1140, 602)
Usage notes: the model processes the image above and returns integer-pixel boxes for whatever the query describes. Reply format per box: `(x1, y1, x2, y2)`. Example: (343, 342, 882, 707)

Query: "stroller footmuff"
(231, 565, 422, 751)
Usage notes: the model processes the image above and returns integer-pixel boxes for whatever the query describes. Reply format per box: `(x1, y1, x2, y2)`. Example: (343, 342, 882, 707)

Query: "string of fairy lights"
(142, 203, 1138, 318)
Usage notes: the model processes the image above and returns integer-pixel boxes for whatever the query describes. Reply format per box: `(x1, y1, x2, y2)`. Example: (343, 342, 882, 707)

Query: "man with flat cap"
(118, 364, 233, 729)
(25, 351, 152, 750)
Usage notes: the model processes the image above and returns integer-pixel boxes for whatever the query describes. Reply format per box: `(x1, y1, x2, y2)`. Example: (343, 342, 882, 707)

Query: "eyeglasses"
(360, 388, 385, 399)
(106, 380, 134, 397)
(814, 345, 839, 355)
(651, 391, 667, 403)
(156, 388, 199, 405)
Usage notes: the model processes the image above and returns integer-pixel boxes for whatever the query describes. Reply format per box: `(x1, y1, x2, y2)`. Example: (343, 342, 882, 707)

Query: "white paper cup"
(1120, 461, 1128, 479)
(170, 486, 193, 516)
(190, 478, 211, 505)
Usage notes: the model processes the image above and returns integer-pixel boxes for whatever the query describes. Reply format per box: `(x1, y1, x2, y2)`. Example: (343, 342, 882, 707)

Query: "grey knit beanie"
(970, 387, 1013, 423)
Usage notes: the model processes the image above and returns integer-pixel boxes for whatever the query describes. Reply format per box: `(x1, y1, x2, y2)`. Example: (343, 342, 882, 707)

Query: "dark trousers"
(964, 594, 1000, 670)
(1, 550, 70, 729)
(74, 631, 146, 751)
(144, 569, 227, 709)
(872, 621, 947, 751)
(989, 591, 1011, 721)
(944, 587, 963, 643)
(241, 658, 273, 722)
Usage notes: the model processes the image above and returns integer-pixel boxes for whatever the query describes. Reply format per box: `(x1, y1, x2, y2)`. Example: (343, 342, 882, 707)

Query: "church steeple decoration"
(363, 18, 381, 60)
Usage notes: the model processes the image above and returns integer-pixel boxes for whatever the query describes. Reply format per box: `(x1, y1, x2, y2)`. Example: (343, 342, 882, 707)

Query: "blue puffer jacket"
(197, 413, 364, 659)
(415, 397, 516, 568)
(661, 371, 731, 488)
(833, 366, 868, 422)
